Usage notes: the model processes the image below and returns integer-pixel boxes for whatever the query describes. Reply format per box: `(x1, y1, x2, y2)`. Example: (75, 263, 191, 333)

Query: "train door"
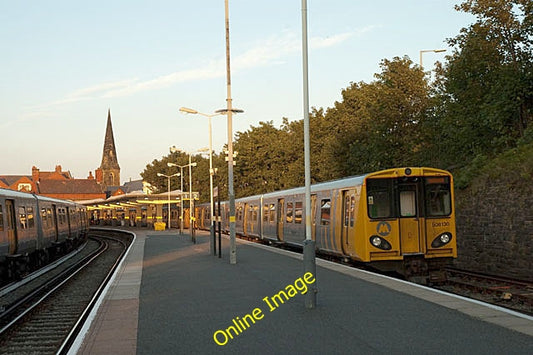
(277, 198, 284, 241)
(341, 190, 355, 254)
(130, 209, 137, 227)
(52, 205, 59, 242)
(5, 200, 17, 254)
(66, 207, 72, 237)
(243, 203, 249, 236)
(341, 190, 356, 254)
(311, 194, 317, 241)
(318, 198, 331, 249)
(398, 182, 423, 254)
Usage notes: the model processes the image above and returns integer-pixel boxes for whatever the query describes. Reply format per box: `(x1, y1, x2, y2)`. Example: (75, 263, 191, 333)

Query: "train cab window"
(0, 205, 3, 231)
(19, 206, 27, 229)
(320, 199, 331, 225)
(399, 189, 416, 217)
(425, 177, 452, 217)
(27, 206, 35, 228)
(294, 202, 303, 224)
(367, 179, 394, 219)
(286, 202, 293, 223)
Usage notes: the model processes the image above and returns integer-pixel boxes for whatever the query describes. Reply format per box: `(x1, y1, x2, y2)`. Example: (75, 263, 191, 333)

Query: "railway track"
(0, 230, 133, 354)
(434, 267, 533, 316)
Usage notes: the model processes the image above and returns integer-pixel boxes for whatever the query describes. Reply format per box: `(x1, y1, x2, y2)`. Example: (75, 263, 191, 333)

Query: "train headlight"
(431, 232, 452, 248)
(369, 236, 392, 250)
(371, 236, 382, 247)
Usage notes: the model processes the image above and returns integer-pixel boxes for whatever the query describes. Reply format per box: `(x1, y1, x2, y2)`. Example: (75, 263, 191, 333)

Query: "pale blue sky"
(1, 1, 474, 183)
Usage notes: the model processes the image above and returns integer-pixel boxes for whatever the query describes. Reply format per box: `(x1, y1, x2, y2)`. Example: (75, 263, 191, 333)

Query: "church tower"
(97, 109, 121, 188)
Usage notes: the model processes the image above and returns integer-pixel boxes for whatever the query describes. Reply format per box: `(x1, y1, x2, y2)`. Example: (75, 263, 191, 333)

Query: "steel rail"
(57, 234, 130, 354)
(0, 237, 108, 335)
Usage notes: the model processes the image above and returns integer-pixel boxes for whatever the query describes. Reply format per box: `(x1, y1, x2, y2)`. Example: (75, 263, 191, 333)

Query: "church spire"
(99, 109, 120, 187)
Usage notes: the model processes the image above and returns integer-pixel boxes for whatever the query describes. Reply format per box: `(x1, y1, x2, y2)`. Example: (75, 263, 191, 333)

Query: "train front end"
(362, 167, 457, 282)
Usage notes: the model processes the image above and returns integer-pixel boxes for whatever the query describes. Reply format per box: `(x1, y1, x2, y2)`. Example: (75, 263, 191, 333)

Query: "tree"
(435, 0, 532, 166)
(233, 121, 296, 197)
(140, 151, 214, 204)
(323, 56, 433, 175)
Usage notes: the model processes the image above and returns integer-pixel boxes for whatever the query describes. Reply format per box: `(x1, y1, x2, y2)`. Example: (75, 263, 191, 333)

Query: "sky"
(0, 1, 475, 184)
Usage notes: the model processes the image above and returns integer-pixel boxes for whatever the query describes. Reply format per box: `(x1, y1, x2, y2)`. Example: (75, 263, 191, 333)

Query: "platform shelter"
(80, 190, 198, 229)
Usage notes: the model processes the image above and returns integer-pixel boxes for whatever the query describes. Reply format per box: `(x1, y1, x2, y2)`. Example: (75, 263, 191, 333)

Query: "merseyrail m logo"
(376, 221, 391, 237)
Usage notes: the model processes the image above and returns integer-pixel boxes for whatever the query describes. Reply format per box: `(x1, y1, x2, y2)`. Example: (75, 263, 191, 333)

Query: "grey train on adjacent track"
(0, 188, 89, 282)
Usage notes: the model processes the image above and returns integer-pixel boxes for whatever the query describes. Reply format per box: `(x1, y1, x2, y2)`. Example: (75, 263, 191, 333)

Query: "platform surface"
(75, 228, 533, 354)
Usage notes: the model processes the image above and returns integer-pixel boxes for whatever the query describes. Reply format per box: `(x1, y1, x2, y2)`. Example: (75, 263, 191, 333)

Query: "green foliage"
(140, 151, 215, 204)
(435, 0, 532, 166)
(454, 142, 533, 190)
(322, 56, 433, 175)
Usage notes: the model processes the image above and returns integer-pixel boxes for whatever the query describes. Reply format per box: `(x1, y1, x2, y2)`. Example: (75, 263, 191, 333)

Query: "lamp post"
(301, 0, 317, 309)
(168, 147, 197, 241)
(223, 0, 239, 264)
(156, 172, 180, 229)
(419, 49, 446, 69)
(167, 161, 186, 234)
(179, 106, 242, 255)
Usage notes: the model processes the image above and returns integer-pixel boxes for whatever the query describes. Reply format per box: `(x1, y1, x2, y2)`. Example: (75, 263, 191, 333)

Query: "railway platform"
(73, 227, 533, 354)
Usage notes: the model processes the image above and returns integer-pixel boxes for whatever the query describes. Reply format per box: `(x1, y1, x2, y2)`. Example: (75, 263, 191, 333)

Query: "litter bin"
(154, 222, 166, 231)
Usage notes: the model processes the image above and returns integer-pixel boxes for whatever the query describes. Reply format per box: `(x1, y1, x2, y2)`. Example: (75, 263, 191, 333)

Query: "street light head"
(179, 107, 198, 114)
(157, 173, 164, 177)
(167, 162, 177, 167)
(215, 108, 244, 114)
(191, 162, 198, 167)
(434, 49, 447, 53)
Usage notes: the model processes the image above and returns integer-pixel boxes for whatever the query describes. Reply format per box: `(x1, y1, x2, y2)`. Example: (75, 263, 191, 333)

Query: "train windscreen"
(424, 177, 452, 217)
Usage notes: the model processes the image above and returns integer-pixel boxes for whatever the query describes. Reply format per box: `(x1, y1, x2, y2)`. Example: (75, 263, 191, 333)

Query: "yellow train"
(197, 167, 456, 282)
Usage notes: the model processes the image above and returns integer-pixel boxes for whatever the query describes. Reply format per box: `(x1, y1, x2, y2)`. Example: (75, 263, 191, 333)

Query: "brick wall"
(454, 180, 533, 281)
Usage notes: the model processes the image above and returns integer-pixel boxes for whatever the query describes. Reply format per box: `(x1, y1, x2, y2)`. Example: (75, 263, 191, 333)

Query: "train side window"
(425, 178, 452, 216)
(47, 208, 53, 226)
(367, 179, 394, 219)
(251, 205, 258, 222)
(0, 205, 3, 231)
(263, 204, 269, 222)
(27, 206, 35, 229)
(320, 199, 330, 225)
(344, 198, 350, 226)
(294, 202, 302, 224)
(286, 202, 293, 223)
(19, 206, 27, 229)
(269, 204, 275, 223)
(350, 196, 355, 227)
(41, 208, 47, 228)
(237, 206, 243, 221)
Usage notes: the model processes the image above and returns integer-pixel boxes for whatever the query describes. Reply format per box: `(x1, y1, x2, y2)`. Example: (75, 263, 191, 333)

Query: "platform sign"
(181, 192, 199, 200)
